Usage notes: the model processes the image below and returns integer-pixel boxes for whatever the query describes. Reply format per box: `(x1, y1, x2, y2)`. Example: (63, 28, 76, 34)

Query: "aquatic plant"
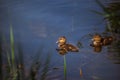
(63, 55, 67, 80)
(12, 27, 18, 80)
(0, 26, 52, 80)
(92, 0, 120, 63)
(92, 0, 120, 33)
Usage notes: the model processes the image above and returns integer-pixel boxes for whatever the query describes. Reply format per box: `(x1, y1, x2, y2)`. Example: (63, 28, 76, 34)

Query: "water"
(0, 0, 120, 80)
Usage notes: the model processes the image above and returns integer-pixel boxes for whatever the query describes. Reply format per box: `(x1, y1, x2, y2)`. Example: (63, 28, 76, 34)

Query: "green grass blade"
(10, 26, 17, 80)
(10, 26, 15, 67)
(63, 55, 67, 80)
(7, 50, 12, 69)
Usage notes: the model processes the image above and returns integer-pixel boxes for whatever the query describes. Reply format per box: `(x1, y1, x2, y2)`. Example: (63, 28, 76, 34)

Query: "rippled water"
(0, 0, 120, 80)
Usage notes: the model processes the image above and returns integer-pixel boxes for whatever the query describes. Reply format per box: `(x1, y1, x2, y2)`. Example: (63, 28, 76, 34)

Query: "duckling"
(56, 36, 79, 54)
(90, 34, 113, 52)
(90, 34, 103, 52)
(90, 34, 103, 47)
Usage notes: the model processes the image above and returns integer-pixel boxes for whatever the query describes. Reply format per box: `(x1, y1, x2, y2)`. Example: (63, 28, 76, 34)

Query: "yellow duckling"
(56, 36, 79, 55)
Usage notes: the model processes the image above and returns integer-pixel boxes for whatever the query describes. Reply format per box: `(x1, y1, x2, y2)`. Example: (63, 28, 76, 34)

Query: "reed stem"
(63, 55, 67, 80)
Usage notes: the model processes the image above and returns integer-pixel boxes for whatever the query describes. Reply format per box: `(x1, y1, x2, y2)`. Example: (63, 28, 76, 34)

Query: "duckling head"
(56, 36, 67, 46)
(92, 34, 102, 43)
(91, 34, 103, 47)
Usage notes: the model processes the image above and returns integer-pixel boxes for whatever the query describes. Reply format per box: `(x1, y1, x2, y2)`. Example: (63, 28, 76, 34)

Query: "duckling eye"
(61, 38, 64, 40)
(59, 39, 63, 41)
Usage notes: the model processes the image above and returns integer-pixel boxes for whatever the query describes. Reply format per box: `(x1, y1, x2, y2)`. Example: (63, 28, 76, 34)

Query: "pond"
(0, 0, 120, 80)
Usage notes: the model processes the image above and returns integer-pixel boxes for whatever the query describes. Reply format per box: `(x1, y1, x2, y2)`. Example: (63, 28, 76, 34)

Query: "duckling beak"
(91, 39, 94, 41)
(56, 41, 59, 43)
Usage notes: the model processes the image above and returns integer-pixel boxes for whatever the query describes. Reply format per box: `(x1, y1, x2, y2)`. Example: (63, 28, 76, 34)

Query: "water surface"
(0, 0, 120, 80)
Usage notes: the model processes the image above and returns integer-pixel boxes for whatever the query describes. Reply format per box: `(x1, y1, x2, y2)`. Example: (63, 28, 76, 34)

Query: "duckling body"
(102, 36, 113, 46)
(59, 43, 79, 52)
(56, 48, 68, 55)
(56, 36, 79, 55)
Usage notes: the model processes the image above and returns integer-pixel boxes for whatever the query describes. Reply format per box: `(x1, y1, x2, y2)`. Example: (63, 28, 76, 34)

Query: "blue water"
(1, 0, 120, 80)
